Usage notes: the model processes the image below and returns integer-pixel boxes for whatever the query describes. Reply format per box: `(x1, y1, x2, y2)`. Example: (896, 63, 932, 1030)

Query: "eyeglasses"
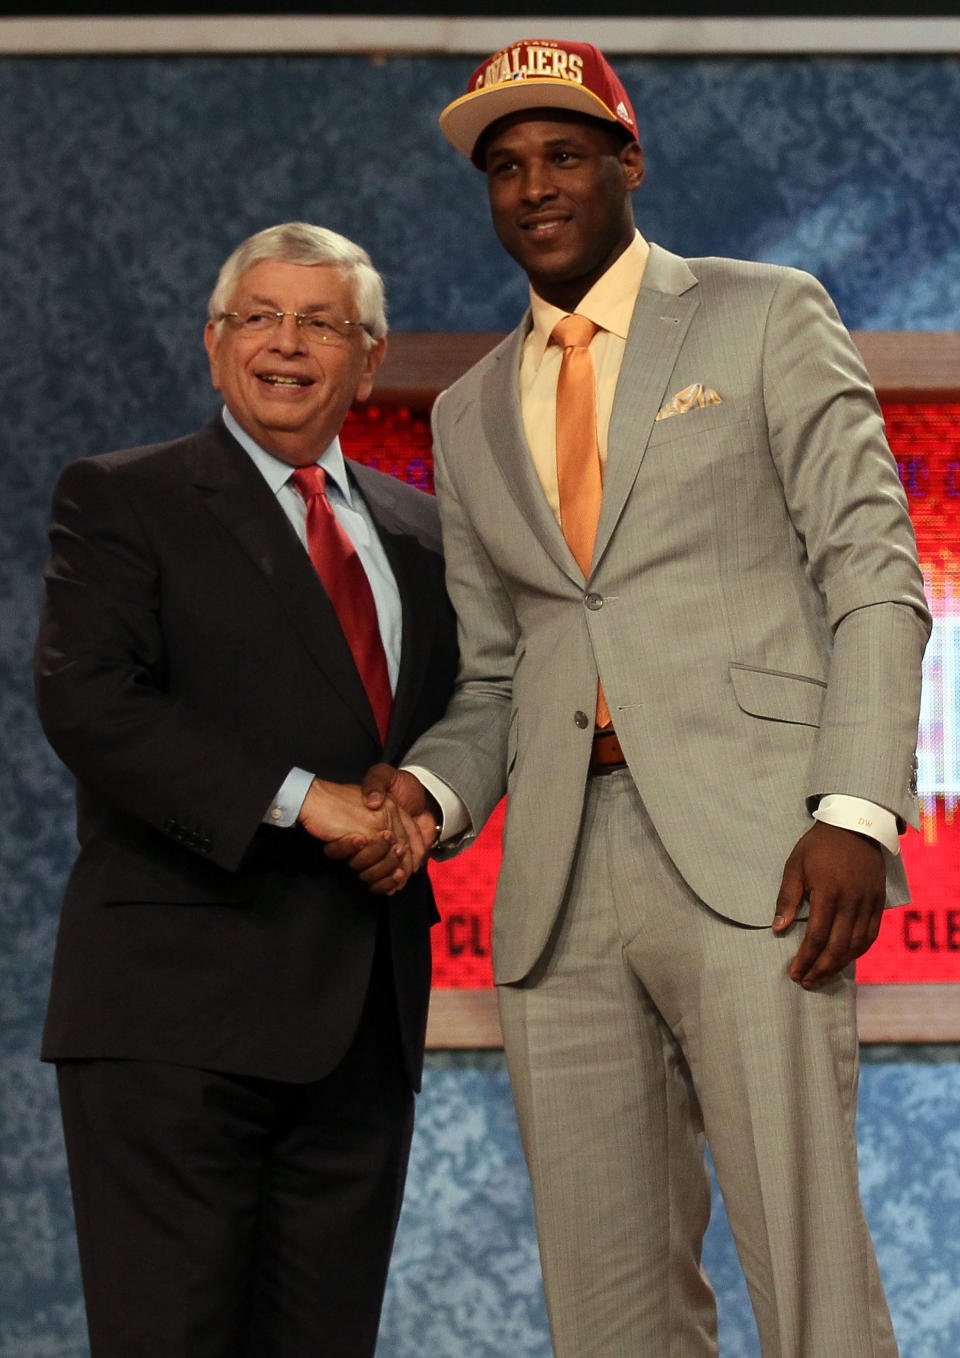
(219, 310, 374, 346)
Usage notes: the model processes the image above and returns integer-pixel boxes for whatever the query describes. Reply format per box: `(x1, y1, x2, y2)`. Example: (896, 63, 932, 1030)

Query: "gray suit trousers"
(498, 767, 898, 1358)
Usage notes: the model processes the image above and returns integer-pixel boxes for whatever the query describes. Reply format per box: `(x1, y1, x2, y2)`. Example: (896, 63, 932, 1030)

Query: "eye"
(301, 316, 338, 337)
(242, 311, 274, 328)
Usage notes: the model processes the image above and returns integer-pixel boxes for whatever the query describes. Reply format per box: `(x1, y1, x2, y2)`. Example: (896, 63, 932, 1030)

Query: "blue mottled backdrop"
(1, 51, 958, 1356)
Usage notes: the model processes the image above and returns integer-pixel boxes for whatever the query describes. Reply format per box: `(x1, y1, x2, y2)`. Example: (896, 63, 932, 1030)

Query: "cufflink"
(425, 790, 444, 850)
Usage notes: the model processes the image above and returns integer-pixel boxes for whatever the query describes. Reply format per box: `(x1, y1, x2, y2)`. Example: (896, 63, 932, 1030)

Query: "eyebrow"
(487, 134, 583, 158)
(240, 294, 336, 313)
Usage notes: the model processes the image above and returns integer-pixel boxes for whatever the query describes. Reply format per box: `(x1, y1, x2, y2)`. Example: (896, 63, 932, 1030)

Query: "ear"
(354, 336, 387, 404)
(204, 320, 223, 392)
(619, 141, 645, 191)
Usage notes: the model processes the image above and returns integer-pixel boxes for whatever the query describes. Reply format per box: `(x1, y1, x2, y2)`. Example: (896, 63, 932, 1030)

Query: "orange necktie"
(292, 465, 392, 744)
(551, 314, 611, 729)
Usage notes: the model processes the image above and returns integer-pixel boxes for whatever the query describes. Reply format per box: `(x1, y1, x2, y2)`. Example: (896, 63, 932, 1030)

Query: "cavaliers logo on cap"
(440, 38, 638, 168)
(472, 42, 585, 92)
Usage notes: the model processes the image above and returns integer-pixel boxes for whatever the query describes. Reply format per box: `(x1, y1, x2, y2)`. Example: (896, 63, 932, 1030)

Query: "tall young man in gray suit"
(35, 222, 457, 1357)
(355, 39, 930, 1358)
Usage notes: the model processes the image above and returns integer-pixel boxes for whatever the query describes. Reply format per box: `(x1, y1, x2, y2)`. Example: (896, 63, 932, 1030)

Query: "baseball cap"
(439, 38, 638, 169)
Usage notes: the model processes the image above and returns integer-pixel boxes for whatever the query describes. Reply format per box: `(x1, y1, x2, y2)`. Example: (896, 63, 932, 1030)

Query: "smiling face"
(203, 259, 385, 467)
(483, 111, 644, 312)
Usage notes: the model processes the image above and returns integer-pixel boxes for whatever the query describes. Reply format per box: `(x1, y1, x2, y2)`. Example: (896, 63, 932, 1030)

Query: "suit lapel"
(478, 252, 702, 586)
(594, 246, 700, 568)
(184, 418, 381, 742)
(480, 323, 581, 581)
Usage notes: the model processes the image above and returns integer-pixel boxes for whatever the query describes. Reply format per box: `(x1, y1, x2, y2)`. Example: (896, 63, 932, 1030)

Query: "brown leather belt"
(590, 727, 627, 771)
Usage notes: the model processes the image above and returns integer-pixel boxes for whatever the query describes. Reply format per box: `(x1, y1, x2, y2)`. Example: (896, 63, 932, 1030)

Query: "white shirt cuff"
(402, 765, 471, 842)
(812, 794, 900, 855)
(263, 767, 315, 828)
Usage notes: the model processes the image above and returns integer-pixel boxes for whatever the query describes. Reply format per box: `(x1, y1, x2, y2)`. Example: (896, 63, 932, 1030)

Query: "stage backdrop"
(2, 48, 960, 1358)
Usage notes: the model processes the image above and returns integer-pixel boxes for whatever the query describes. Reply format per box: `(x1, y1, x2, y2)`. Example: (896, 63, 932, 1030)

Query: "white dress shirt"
(221, 407, 403, 827)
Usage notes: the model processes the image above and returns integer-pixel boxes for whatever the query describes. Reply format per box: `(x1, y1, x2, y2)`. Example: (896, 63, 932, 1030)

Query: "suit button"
(574, 711, 590, 729)
(584, 593, 604, 610)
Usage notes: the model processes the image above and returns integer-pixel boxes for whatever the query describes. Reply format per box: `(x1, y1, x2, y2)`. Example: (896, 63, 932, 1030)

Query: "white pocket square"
(655, 382, 724, 422)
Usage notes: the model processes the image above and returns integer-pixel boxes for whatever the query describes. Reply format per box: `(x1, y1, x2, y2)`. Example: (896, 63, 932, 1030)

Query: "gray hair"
(207, 222, 387, 340)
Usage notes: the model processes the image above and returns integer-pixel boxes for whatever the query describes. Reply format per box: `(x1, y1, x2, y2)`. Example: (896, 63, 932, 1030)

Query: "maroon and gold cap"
(439, 38, 638, 169)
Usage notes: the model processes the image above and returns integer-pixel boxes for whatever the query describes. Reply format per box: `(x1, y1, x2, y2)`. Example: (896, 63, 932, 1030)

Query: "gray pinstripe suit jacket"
(407, 243, 931, 985)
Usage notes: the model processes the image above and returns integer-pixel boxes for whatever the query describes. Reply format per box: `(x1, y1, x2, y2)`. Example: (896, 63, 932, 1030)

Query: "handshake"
(297, 764, 437, 895)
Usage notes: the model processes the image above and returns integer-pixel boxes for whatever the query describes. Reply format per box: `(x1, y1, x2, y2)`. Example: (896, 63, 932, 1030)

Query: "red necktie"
(551, 315, 611, 729)
(292, 464, 392, 743)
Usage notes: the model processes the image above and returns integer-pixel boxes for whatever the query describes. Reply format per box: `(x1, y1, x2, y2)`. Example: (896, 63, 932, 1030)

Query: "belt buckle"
(590, 728, 626, 772)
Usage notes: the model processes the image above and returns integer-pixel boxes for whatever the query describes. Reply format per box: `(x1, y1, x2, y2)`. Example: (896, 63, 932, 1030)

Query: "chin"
(528, 259, 585, 290)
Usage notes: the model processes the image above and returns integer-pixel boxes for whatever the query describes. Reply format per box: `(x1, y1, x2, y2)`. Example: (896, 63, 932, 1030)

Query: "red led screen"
(341, 401, 960, 987)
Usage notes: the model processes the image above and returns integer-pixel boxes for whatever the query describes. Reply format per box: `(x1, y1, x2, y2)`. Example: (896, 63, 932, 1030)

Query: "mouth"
(258, 373, 312, 386)
(519, 214, 571, 240)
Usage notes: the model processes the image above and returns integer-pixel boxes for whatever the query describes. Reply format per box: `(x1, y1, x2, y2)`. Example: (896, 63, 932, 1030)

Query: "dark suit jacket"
(36, 416, 458, 1088)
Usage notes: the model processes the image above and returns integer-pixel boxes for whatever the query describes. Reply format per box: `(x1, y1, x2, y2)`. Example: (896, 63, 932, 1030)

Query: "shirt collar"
(221, 405, 353, 504)
(526, 229, 650, 369)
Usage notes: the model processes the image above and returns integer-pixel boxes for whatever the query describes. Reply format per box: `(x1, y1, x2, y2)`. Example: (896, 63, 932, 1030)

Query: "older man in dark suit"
(35, 221, 457, 1358)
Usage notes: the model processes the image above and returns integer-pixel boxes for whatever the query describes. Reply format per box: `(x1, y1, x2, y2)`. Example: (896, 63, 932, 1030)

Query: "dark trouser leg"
(58, 927, 414, 1358)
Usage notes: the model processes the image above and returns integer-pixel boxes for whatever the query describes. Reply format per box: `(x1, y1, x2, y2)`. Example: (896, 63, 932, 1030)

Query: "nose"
(270, 313, 307, 356)
(520, 160, 558, 205)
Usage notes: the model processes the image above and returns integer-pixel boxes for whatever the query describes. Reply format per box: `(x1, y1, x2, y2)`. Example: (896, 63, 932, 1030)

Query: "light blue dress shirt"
(221, 408, 403, 827)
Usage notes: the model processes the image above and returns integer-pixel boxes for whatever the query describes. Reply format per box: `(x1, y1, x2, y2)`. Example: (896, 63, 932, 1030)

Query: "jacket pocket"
(646, 399, 751, 446)
(728, 663, 826, 727)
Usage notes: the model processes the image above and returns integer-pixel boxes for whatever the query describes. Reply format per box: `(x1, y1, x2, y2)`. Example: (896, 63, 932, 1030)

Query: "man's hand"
(298, 778, 424, 894)
(773, 820, 886, 988)
(322, 765, 439, 894)
(362, 764, 440, 849)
